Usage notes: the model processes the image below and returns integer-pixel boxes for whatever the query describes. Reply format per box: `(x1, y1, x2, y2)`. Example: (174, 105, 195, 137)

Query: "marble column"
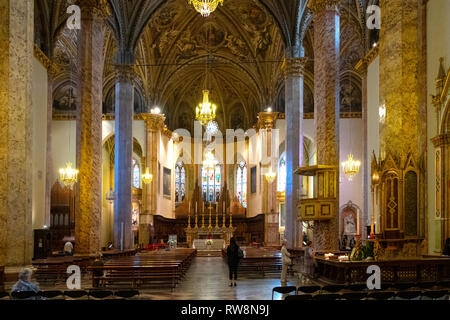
(0, 0, 34, 266)
(113, 65, 136, 250)
(355, 60, 368, 240)
(309, 0, 340, 251)
(140, 113, 165, 246)
(283, 57, 306, 249)
(75, 1, 106, 254)
(379, 0, 420, 161)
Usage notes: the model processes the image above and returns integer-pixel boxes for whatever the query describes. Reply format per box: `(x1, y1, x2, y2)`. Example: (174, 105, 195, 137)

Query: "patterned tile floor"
(4, 257, 303, 300)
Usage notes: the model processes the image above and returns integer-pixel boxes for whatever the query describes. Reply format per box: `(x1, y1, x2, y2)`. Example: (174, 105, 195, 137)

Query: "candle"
(356, 211, 360, 236)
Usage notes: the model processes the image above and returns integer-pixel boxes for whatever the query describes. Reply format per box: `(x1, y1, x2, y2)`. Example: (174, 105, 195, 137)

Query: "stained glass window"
(132, 159, 140, 189)
(202, 165, 221, 202)
(236, 161, 247, 208)
(278, 153, 286, 192)
(175, 162, 186, 203)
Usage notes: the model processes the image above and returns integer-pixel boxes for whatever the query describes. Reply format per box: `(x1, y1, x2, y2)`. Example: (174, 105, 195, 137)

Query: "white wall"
(31, 57, 48, 230)
(51, 121, 77, 188)
(339, 118, 365, 217)
(427, 0, 450, 253)
(157, 133, 175, 218)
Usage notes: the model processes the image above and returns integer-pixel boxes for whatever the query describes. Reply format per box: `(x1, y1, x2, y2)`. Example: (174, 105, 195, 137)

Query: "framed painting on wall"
(251, 166, 257, 194)
(163, 167, 171, 198)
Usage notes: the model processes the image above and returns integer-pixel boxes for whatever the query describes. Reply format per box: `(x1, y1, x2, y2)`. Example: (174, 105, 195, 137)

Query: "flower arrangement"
(205, 239, 213, 246)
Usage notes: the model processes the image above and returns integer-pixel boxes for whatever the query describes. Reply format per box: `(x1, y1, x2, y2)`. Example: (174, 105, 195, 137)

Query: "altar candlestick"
(222, 206, 226, 228)
(356, 211, 360, 237)
(188, 203, 191, 229)
(208, 203, 212, 229)
(216, 204, 219, 228)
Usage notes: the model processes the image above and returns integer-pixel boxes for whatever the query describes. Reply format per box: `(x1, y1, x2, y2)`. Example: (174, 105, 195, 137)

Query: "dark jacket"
(227, 244, 241, 266)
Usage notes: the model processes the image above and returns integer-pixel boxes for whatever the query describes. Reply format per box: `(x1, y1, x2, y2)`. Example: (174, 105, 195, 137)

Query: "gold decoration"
(59, 162, 79, 187)
(342, 154, 361, 180)
(142, 168, 153, 185)
(188, 0, 224, 17)
(202, 151, 218, 171)
(264, 169, 276, 183)
(195, 90, 217, 126)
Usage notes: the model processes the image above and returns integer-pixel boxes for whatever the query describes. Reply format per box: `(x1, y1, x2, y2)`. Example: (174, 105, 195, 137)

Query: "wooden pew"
(88, 249, 196, 289)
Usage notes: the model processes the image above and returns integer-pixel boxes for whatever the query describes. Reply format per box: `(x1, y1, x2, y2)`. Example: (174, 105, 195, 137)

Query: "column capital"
(308, 0, 341, 13)
(114, 64, 137, 83)
(142, 113, 166, 131)
(282, 57, 307, 79)
(77, 0, 110, 18)
(257, 112, 279, 130)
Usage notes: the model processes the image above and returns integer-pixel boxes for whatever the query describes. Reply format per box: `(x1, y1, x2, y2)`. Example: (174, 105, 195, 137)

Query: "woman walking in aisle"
(226, 237, 243, 287)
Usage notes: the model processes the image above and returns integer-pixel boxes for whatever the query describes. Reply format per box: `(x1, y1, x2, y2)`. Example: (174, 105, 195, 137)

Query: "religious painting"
(251, 166, 257, 194)
(163, 167, 171, 197)
(53, 85, 77, 113)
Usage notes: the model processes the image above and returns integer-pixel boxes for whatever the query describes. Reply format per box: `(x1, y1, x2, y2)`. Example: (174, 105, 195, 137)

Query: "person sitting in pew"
(11, 268, 40, 300)
(92, 253, 105, 287)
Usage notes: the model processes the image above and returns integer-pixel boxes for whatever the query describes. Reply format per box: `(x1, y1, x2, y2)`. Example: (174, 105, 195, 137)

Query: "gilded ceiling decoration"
(35, 0, 373, 130)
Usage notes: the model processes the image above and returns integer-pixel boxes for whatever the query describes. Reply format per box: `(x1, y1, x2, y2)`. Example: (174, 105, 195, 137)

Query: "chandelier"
(342, 154, 361, 180)
(142, 168, 153, 185)
(105, 187, 116, 203)
(59, 162, 79, 187)
(188, 0, 224, 17)
(196, 90, 217, 126)
(264, 169, 277, 183)
(203, 151, 218, 170)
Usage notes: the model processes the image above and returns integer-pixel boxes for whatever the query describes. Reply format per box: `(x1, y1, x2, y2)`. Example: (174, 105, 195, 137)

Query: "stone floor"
(4, 257, 303, 300)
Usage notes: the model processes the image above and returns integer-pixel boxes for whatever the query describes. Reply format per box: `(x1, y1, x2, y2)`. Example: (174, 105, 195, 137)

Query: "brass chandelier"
(196, 90, 217, 126)
(142, 168, 153, 185)
(203, 151, 218, 171)
(264, 168, 277, 183)
(342, 154, 361, 181)
(188, 0, 224, 17)
(59, 162, 79, 187)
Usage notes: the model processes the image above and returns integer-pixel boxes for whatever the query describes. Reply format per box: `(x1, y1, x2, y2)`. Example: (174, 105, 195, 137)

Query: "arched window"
(236, 161, 247, 208)
(132, 159, 140, 189)
(175, 162, 186, 203)
(278, 153, 286, 192)
(202, 165, 221, 202)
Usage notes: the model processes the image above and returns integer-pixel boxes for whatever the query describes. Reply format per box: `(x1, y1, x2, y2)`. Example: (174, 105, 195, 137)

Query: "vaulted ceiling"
(35, 0, 374, 132)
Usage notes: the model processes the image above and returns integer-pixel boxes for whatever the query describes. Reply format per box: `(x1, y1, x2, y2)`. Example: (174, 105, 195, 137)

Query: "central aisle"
(140, 256, 297, 300)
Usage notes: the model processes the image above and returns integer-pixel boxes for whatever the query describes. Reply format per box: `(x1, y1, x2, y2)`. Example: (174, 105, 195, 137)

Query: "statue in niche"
(344, 214, 356, 235)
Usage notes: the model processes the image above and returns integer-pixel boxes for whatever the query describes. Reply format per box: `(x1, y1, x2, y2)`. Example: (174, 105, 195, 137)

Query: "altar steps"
(196, 250, 223, 257)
